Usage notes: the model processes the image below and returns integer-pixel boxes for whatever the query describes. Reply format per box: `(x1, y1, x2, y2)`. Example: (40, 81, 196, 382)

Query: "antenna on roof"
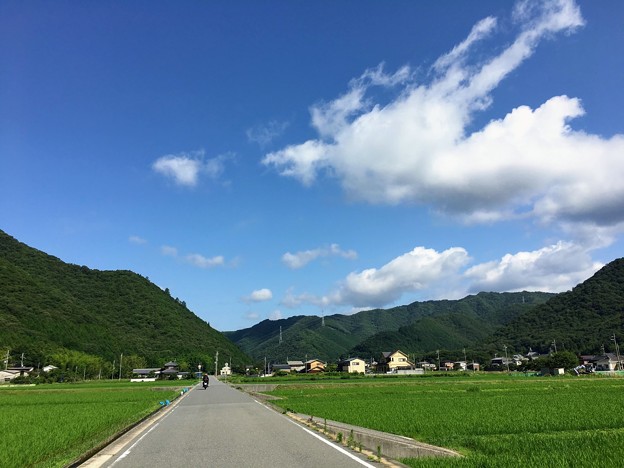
(321, 309, 325, 327)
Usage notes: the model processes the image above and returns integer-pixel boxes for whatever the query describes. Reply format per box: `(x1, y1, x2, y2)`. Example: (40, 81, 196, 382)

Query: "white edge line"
(110, 423, 159, 466)
(254, 400, 376, 468)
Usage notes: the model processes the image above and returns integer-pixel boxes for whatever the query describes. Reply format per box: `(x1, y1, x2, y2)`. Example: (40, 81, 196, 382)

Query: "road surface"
(97, 377, 376, 468)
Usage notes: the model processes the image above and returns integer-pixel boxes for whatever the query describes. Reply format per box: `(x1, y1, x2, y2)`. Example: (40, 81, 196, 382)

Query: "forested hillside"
(226, 291, 553, 361)
(0, 229, 249, 373)
(350, 292, 553, 359)
(486, 258, 624, 355)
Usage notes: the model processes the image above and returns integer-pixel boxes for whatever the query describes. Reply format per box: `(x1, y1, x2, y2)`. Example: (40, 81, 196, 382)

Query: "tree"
(546, 351, 579, 370)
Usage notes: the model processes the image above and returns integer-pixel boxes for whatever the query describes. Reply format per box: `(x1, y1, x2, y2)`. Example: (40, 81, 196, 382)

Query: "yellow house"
(379, 350, 414, 373)
(304, 359, 326, 373)
(337, 357, 366, 373)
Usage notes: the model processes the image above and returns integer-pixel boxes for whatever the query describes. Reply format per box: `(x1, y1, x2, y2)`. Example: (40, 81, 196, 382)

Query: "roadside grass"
(264, 374, 624, 467)
(0, 380, 191, 468)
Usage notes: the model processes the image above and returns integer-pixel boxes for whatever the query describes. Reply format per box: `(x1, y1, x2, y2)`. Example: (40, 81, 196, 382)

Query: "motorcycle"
(202, 379, 209, 390)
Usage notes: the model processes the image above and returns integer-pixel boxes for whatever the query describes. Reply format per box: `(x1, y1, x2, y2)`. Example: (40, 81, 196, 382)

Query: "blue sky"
(1, 1, 623, 332)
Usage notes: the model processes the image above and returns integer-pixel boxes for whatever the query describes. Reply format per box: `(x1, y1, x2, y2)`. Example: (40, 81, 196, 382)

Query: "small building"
(303, 359, 326, 373)
(131, 368, 161, 382)
(337, 357, 366, 373)
(590, 353, 623, 371)
(287, 360, 305, 373)
(220, 362, 232, 377)
(378, 350, 414, 373)
(0, 370, 20, 383)
(439, 360, 455, 372)
(42, 365, 59, 373)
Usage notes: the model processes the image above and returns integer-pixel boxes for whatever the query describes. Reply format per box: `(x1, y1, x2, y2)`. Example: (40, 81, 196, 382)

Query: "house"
(303, 359, 326, 373)
(590, 353, 623, 371)
(131, 368, 161, 382)
(287, 360, 305, 372)
(42, 365, 58, 373)
(417, 361, 436, 371)
(490, 356, 514, 369)
(0, 369, 20, 383)
(467, 362, 480, 371)
(271, 364, 292, 374)
(378, 350, 414, 373)
(220, 362, 232, 377)
(133, 361, 188, 381)
(439, 360, 455, 372)
(337, 357, 366, 373)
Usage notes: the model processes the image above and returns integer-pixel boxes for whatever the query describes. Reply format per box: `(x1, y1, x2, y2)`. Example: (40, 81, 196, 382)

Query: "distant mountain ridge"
(0, 229, 248, 371)
(226, 291, 554, 362)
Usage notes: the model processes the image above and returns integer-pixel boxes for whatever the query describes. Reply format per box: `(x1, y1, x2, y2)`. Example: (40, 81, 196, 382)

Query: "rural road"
(93, 377, 377, 468)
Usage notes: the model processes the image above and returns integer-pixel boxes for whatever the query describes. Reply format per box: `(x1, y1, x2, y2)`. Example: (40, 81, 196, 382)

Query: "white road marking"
(254, 400, 377, 468)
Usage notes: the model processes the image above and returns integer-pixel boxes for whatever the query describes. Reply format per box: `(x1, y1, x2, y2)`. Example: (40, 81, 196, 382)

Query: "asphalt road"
(97, 377, 376, 468)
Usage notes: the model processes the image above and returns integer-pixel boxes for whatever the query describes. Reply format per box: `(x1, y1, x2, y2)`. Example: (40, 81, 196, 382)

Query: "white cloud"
(247, 120, 289, 147)
(261, 1, 624, 232)
(269, 309, 283, 321)
(282, 243, 358, 269)
(279, 238, 604, 311)
(330, 246, 470, 308)
(465, 241, 603, 293)
(244, 288, 273, 303)
(161, 245, 178, 257)
(129, 235, 147, 245)
(185, 253, 225, 268)
(152, 150, 231, 187)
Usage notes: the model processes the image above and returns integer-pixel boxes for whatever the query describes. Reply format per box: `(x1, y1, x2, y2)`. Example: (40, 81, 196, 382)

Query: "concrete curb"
(236, 385, 461, 464)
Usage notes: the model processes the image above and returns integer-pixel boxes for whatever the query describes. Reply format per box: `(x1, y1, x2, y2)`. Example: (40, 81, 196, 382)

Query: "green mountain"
(485, 258, 624, 355)
(225, 291, 554, 362)
(350, 292, 553, 359)
(0, 229, 249, 373)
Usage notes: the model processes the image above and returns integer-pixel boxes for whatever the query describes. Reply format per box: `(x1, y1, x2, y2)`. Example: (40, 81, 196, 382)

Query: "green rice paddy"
(265, 374, 624, 467)
(0, 381, 185, 468)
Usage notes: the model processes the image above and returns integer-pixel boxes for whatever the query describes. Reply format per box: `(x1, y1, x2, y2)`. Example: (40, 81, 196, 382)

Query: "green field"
(264, 374, 624, 467)
(0, 381, 188, 468)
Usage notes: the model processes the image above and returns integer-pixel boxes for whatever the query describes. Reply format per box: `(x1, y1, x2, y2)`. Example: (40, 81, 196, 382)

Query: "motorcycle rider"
(202, 373, 210, 389)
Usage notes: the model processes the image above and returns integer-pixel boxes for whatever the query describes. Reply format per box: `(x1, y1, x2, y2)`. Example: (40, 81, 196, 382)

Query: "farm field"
(0, 381, 188, 468)
(265, 374, 624, 467)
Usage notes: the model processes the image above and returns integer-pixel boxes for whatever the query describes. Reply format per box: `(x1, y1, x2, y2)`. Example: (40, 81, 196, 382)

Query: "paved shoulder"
(98, 378, 374, 468)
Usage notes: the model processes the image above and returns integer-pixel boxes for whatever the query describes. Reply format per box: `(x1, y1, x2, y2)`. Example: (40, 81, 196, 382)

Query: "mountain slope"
(226, 292, 554, 361)
(486, 258, 624, 354)
(0, 229, 248, 369)
(350, 292, 552, 358)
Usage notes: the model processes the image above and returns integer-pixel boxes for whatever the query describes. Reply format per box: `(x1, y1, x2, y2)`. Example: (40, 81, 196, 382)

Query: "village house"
(287, 360, 305, 372)
(378, 350, 414, 373)
(304, 359, 326, 373)
(590, 353, 623, 371)
(337, 357, 366, 373)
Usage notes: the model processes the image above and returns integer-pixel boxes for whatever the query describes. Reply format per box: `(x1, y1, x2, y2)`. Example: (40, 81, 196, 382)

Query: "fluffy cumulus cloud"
(263, 1, 624, 231)
(330, 247, 470, 307)
(282, 243, 357, 269)
(152, 150, 231, 187)
(244, 288, 273, 303)
(464, 241, 603, 293)
(280, 241, 603, 311)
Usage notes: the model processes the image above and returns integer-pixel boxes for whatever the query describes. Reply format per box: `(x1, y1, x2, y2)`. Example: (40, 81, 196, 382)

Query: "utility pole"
(215, 351, 219, 378)
(4, 349, 9, 370)
(612, 334, 621, 370)
(504, 345, 509, 372)
(279, 326, 282, 344)
(119, 353, 123, 380)
(112, 360, 115, 380)
(552, 340, 557, 354)
(436, 350, 440, 371)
